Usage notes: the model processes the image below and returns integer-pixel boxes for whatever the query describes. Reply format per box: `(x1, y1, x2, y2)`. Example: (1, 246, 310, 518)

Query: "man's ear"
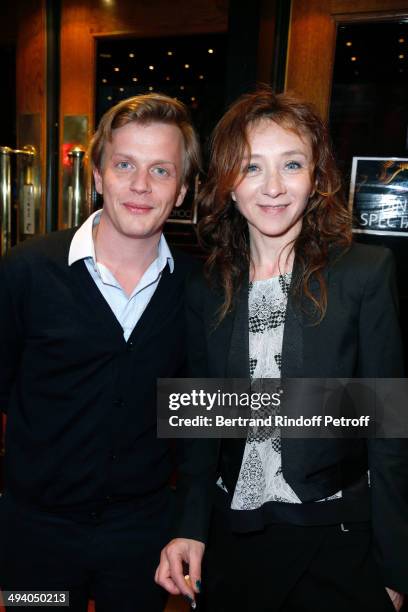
(174, 183, 188, 208)
(93, 167, 103, 195)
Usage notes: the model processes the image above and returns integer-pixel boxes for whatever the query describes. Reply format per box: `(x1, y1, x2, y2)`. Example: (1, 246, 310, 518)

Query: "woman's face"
(232, 119, 314, 245)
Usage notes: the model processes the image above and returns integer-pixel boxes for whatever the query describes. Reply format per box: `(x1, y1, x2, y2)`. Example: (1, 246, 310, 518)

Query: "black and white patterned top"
(231, 273, 342, 510)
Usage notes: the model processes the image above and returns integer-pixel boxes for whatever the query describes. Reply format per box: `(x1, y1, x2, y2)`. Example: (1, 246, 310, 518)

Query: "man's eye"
(153, 167, 169, 177)
(116, 161, 132, 170)
(285, 161, 302, 170)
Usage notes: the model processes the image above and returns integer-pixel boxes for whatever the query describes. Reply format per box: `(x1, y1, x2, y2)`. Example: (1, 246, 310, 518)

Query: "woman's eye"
(285, 160, 302, 170)
(245, 163, 260, 174)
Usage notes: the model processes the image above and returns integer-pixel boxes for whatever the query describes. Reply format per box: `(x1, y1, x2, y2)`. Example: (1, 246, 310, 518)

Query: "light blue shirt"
(68, 210, 174, 341)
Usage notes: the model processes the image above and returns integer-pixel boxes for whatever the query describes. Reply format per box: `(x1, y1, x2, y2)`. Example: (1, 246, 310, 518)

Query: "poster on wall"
(349, 157, 408, 237)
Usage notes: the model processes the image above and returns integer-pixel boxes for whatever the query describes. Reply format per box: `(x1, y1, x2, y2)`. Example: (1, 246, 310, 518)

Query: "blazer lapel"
(226, 276, 250, 378)
(281, 290, 304, 378)
(221, 275, 250, 495)
(280, 264, 337, 502)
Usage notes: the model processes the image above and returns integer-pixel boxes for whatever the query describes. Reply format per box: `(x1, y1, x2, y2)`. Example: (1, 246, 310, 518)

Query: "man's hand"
(155, 538, 205, 605)
(386, 587, 405, 611)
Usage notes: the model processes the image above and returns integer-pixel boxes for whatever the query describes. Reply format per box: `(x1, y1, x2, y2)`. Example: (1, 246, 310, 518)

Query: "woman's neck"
(249, 235, 295, 281)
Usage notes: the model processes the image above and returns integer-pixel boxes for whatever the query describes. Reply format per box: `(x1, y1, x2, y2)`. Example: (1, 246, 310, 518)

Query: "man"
(0, 94, 200, 611)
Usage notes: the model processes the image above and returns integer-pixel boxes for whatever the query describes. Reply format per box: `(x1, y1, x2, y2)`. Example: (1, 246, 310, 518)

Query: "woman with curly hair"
(156, 86, 406, 612)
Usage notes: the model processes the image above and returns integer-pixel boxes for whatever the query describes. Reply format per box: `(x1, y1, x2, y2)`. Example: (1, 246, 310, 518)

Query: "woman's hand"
(386, 587, 404, 611)
(155, 538, 205, 606)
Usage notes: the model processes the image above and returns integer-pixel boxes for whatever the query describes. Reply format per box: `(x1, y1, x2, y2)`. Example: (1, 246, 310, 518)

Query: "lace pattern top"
(231, 273, 342, 510)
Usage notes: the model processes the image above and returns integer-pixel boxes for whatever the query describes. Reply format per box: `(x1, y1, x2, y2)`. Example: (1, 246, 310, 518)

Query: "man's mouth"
(122, 202, 153, 214)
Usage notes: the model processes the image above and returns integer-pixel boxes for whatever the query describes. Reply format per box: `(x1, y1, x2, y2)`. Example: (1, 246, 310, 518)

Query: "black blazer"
(176, 243, 408, 593)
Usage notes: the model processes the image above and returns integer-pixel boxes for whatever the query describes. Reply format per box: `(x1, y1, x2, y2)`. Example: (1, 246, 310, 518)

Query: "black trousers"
(198, 507, 396, 612)
(0, 489, 173, 612)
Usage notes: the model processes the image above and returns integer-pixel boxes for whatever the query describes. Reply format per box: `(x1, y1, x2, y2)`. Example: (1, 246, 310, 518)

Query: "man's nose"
(129, 168, 151, 193)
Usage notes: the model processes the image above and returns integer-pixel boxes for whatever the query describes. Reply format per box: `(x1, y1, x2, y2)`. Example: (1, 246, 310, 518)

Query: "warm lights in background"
(95, 32, 226, 120)
(335, 22, 407, 82)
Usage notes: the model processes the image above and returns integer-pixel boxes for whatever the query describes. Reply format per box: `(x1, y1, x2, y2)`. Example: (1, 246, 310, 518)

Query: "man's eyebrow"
(111, 153, 176, 166)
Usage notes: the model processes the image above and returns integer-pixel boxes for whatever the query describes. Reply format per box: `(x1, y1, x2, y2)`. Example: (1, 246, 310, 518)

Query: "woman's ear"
(231, 192, 237, 202)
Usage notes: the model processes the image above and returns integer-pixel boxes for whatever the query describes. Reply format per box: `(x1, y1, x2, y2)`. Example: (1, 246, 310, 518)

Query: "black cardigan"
(0, 229, 193, 513)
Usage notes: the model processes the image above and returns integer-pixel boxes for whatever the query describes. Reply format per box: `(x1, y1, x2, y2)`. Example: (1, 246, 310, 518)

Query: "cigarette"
(184, 575, 197, 609)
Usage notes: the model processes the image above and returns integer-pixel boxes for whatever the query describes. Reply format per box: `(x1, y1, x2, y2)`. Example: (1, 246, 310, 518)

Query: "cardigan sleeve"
(0, 255, 25, 413)
(358, 248, 408, 593)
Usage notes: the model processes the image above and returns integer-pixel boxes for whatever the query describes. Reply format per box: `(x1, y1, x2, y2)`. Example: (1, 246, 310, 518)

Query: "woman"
(156, 87, 406, 611)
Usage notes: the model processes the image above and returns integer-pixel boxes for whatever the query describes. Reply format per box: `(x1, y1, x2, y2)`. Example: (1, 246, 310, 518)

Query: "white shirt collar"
(68, 209, 174, 273)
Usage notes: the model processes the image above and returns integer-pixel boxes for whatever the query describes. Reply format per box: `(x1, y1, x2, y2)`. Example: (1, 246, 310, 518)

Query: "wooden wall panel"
(86, 0, 228, 37)
(331, 0, 408, 13)
(285, 0, 336, 118)
(16, 0, 46, 114)
(16, 0, 46, 231)
(286, 0, 408, 119)
(60, 4, 94, 117)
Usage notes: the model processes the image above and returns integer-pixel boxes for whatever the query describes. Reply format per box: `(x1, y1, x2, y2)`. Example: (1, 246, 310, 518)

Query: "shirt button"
(127, 341, 134, 352)
(110, 454, 117, 461)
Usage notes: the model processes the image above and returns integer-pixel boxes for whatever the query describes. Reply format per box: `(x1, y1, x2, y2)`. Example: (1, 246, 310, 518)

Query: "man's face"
(93, 121, 187, 241)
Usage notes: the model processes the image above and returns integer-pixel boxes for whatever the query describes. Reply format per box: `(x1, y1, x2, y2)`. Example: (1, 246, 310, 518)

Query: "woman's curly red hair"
(198, 85, 352, 322)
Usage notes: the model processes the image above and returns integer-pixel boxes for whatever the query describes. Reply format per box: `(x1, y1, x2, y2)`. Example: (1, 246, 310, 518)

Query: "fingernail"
(196, 579, 202, 592)
(183, 594, 195, 606)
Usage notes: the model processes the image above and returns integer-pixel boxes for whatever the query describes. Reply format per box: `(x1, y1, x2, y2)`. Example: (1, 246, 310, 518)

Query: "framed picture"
(348, 157, 408, 237)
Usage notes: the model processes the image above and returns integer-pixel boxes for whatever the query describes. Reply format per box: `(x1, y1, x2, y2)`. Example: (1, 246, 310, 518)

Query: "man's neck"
(93, 215, 161, 296)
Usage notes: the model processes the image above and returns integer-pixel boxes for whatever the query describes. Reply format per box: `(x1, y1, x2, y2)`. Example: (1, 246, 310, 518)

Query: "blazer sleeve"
(358, 248, 408, 593)
(173, 269, 220, 543)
